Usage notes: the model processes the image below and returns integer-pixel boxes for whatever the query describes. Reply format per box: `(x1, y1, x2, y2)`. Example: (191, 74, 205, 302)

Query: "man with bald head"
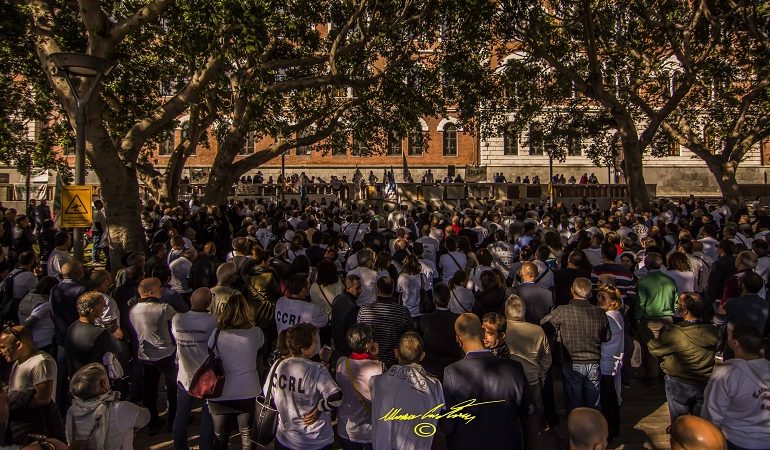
(171, 287, 215, 448)
(129, 277, 179, 434)
(441, 313, 535, 449)
(670, 416, 726, 450)
(541, 278, 610, 414)
(567, 408, 608, 450)
(509, 261, 554, 324)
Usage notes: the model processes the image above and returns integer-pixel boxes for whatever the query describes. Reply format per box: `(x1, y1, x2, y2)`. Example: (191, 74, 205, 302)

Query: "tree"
(493, 0, 723, 209)
(0, 2, 69, 180)
(655, 0, 770, 210)
(24, 0, 234, 266)
(161, 0, 462, 206)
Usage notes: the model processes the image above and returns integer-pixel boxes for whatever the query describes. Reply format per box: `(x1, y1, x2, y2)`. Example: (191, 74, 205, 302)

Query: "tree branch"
(110, 0, 175, 46)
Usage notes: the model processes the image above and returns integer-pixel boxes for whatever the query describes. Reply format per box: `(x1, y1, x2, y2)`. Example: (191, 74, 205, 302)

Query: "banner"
(465, 165, 487, 182)
(13, 184, 48, 201)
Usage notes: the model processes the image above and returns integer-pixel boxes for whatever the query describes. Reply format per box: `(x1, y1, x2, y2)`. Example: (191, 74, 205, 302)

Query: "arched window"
(241, 131, 254, 155)
(387, 133, 403, 156)
(442, 123, 457, 156)
(503, 124, 519, 155)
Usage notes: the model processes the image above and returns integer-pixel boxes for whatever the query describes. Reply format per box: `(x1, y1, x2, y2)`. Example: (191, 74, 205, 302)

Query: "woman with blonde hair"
(208, 293, 265, 449)
(597, 284, 624, 442)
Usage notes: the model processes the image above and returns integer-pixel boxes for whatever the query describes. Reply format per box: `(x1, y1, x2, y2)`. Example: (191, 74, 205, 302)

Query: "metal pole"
(72, 102, 87, 261)
(281, 151, 286, 203)
(548, 154, 554, 205)
(25, 164, 31, 214)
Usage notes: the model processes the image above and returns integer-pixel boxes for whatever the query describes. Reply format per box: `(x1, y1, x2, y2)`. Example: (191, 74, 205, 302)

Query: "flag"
(402, 152, 411, 181)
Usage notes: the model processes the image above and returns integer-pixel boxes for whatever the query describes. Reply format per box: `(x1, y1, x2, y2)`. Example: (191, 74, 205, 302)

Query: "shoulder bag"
(418, 274, 434, 315)
(188, 330, 226, 399)
(253, 358, 283, 446)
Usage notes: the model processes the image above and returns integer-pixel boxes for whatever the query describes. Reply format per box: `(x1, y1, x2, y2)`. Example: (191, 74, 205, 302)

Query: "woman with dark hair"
(208, 293, 264, 450)
(17, 276, 60, 355)
(397, 254, 426, 320)
(469, 248, 494, 292)
(374, 251, 397, 282)
(310, 260, 343, 318)
(447, 270, 474, 314)
(473, 270, 507, 316)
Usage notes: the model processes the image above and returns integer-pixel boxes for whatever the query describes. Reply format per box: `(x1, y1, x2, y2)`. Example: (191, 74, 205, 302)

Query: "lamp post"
(50, 53, 113, 261)
(281, 150, 286, 203)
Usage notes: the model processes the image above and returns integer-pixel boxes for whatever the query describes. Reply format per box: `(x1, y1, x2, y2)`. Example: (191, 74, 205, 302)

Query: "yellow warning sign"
(61, 186, 93, 228)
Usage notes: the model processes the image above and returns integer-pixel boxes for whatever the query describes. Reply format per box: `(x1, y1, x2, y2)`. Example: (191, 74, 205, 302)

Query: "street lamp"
(50, 52, 113, 261)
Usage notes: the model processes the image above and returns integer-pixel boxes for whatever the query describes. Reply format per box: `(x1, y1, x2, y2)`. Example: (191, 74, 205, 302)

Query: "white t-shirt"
(129, 301, 177, 362)
(335, 357, 385, 443)
(419, 259, 438, 292)
(468, 265, 493, 291)
(309, 281, 344, 319)
(348, 267, 378, 306)
(662, 268, 697, 294)
(96, 294, 120, 329)
(8, 352, 57, 400)
(171, 311, 216, 390)
(397, 273, 426, 318)
(47, 248, 72, 278)
(416, 237, 440, 264)
(266, 357, 341, 450)
(67, 400, 150, 450)
(370, 364, 444, 450)
(209, 327, 264, 401)
(169, 257, 193, 294)
(439, 251, 467, 282)
(274, 297, 329, 335)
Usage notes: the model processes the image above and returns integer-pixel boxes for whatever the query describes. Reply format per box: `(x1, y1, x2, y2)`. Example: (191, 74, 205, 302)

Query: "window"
(241, 131, 254, 155)
(351, 137, 367, 156)
(503, 124, 519, 155)
(442, 123, 457, 156)
(408, 131, 423, 155)
(296, 130, 312, 155)
(567, 134, 582, 156)
(528, 123, 544, 155)
(666, 141, 681, 156)
(159, 130, 174, 155)
(387, 133, 403, 156)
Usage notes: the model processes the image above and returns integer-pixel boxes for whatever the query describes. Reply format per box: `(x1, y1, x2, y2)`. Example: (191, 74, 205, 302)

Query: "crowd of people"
(0, 192, 768, 450)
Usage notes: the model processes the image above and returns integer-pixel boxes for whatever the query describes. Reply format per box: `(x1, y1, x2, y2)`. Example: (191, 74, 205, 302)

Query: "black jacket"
(510, 282, 554, 324)
(417, 308, 462, 381)
(189, 254, 220, 289)
(442, 352, 535, 450)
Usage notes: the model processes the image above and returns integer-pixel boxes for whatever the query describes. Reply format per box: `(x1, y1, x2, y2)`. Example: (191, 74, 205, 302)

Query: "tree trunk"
(616, 120, 651, 210)
(88, 130, 146, 270)
(706, 158, 742, 212)
(203, 158, 236, 205)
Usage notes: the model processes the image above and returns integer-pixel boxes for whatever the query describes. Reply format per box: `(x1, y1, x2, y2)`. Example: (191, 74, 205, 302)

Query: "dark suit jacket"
(417, 309, 463, 380)
(723, 294, 770, 334)
(511, 282, 554, 324)
(441, 351, 535, 450)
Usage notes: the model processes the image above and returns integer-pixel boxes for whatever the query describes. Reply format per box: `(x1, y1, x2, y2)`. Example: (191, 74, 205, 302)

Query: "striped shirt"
(356, 299, 415, 367)
(591, 263, 636, 302)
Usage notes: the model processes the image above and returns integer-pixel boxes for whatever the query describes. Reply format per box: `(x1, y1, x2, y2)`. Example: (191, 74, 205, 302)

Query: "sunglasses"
(2, 322, 22, 341)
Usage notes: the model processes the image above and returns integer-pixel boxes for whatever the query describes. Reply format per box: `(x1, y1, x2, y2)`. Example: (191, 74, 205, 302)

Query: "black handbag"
(188, 330, 226, 399)
(252, 358, 283, 446)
